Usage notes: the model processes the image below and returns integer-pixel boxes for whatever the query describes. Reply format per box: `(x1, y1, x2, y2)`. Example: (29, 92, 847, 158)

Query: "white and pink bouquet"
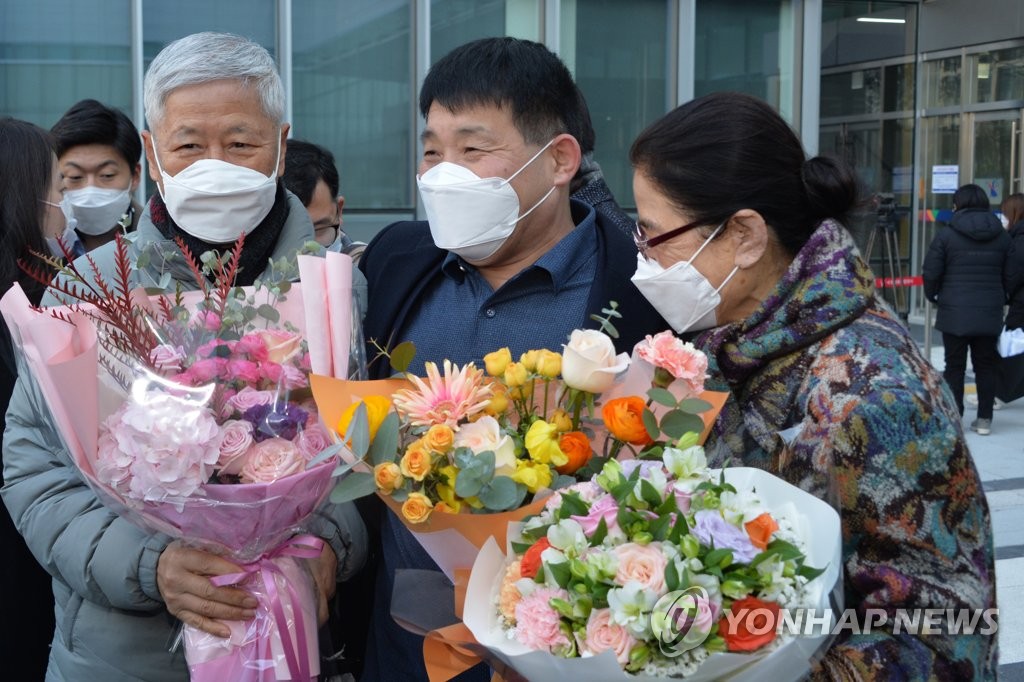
(459, 445, 843, 681)
(1, 236, 359, 681)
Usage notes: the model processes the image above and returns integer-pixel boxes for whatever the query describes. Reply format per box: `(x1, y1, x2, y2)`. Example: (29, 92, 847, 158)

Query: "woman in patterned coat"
(628, 92, 996, 679)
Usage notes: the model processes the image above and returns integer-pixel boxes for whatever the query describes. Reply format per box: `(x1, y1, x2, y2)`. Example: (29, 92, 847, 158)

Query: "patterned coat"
(692, 219, 997, 679)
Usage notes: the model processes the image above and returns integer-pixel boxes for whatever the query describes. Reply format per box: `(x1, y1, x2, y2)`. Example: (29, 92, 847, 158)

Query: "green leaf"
(665, 559, 680, 592)
(668, 516, 689, 543)
(647, 387, 677, 408)
(642, 408, 660, 441)
(547, 561, 572, 589)
(309, 442, 347, 467)
(639, 479, 663, 508)
(552, 475, 577, 490)
(455, 468, 485, 499)
(590, 517, 608, 546)
(367, 412, 400, 465)
(511, 541, 533, 555)
(346, 403, 371, 459)
(453, 447, 476, 470)
(556, 492, 589, 519)
(389, 341, 416, 373)
(655, 493, 679, 516)
(478, 476, 520, 510)
(704, 547, 734, 568)
(329, 472, 377, 503)
(135, 251, 151, 270)
(798, 563, 828, 582)
(256, 303, 280, 323)
(679, 398, 713, 414)
(390, 487, 409, 502)
(649, 514, 671, 541)
(765, 538, 805, 562)
(277, 279, 291, 294)
(660, 410, 704, 440)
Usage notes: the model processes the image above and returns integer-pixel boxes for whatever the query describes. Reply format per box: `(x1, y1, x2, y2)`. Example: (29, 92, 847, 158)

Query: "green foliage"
(329, 471, 377, 503)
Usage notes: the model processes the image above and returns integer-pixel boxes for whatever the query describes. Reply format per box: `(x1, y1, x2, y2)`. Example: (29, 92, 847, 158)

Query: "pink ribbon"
(211, 535, 325, 681)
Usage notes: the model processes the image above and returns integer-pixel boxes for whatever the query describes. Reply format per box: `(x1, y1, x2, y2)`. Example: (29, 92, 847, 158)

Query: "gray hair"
(144, 32, 284, 128)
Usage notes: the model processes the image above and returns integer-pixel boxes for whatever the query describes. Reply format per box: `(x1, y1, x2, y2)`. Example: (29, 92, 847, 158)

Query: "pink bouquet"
(1, 237, 359, 681)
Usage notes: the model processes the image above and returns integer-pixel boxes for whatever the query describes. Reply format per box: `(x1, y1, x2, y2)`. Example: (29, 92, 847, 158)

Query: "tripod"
(865, 194, 909, 319)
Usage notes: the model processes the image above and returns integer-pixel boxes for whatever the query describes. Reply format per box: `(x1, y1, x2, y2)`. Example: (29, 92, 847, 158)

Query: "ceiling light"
(856, 17, 906, 24)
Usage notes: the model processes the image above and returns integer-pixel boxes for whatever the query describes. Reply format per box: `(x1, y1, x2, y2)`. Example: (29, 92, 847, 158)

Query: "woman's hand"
(157, 541, 258, 638)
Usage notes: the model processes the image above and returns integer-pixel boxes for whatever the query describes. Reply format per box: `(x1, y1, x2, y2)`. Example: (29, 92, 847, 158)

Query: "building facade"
(2, 0, 1022, 316)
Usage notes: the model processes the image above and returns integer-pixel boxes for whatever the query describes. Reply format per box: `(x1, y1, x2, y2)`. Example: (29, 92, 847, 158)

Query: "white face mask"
(416, 140, 556, 261)
(41, 199, 79, 258)
(630, 221, 738, 333)
(151, 134, 281, 243)
(63, 185, 132, 236)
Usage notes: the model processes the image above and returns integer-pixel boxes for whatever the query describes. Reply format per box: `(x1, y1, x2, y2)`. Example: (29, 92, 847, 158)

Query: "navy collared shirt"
(401, 199, 599, 374)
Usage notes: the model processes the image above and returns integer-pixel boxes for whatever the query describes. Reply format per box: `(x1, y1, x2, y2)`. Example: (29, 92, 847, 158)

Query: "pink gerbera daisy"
(393, 360, 493, 428)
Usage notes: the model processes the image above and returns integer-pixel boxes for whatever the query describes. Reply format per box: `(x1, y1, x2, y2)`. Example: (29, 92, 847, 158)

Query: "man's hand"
(157, 541, 258, 638)
(306, 543, 338, 625)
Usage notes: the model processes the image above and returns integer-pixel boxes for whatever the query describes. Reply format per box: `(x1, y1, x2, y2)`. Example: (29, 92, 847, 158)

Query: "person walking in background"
(1001, 193, 1024, 331)
(50, 99, 143, 256)
(923, 183, 1011, 435)
(0, 117, 66, 681)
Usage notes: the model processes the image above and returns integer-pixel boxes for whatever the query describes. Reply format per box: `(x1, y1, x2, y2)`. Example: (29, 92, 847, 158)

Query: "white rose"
(453, 416, 517, 476)
(561, 329, 630, 394)
(663, 445, 707, 480)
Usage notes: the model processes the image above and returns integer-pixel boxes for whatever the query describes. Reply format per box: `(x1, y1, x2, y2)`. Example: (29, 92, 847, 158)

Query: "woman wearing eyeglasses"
(628, 92, 996, 679)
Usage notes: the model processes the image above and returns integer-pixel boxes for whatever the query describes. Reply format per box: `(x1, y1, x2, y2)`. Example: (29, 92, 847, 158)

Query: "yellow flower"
(373, 462, 404, 494)
(484, 384, 510, 416)
(337, 395, 392, 442)
(434, 500, 461, 514)
(424, 424, 454, 454)
(511, 459, 553, 493)
(519, 350, 541, 373)
(400, 440, 432, 481)
(550, 408, 573, 433)
(503, 362, 529, 388)
(484, 347, 512, 377)
(524, 420, 569, 467)
(535, 349, 562, 379)
(437, 464, 459, 487)
(508, 380, 534, 402)
(401, 492, 433, 523)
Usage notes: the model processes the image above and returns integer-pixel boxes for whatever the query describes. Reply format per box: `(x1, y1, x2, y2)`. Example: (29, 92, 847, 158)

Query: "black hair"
(281, 139, 339, 206)
(420, 37, 587, 147)
(953, 184, 990, 211)
(630, 91, 860, 256)
(50, 99, 142, 167)
(0, 118, 57, 304)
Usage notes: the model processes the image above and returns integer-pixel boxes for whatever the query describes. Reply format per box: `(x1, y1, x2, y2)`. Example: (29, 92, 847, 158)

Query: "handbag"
(997, 326, 1024, 358)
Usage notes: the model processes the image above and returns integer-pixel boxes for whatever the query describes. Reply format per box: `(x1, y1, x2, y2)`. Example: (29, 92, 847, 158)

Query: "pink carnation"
(226, 359, 261, 385)
(217, 419, 255, 475)
(636, 331, 707, 396)
(578, 608, 636, 664)
(234, 333, 270, 362)
(188, 357, 228, 383)
(240, 438, 305, 484)
(259, 361, 283, 384)
(295, 424, 332, 460)
(514, 587, 571, 652)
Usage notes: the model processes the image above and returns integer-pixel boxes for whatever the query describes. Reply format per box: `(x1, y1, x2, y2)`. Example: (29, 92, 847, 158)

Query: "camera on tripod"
(875, 193, 898, 233)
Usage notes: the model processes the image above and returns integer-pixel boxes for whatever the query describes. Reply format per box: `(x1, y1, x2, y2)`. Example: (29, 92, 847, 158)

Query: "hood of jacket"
(949, 208, 1004, 242)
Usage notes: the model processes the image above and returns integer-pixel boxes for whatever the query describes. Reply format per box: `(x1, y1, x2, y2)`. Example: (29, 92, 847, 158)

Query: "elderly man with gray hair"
(3, 32, 366, 681)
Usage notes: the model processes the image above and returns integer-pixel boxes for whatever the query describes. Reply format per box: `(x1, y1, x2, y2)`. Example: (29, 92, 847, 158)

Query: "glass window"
(820, 68, 881, 117)
(695, 0, 796, 112)
(293, 0, 412, 209)
(0, 0, 132, 127)
(969, 46, 1024, 105)
(820, 0, 916, 68)
(142, 1, 275, 66)
(883, 62, 915, 112)
(923, 56, 961, 109)
(568, 0, 669, 207)
(431, 0, 540, 64)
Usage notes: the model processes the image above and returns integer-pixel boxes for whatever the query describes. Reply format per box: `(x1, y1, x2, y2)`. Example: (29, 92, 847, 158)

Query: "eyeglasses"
(632, 219, 704, 260)
(314, 223, 340, 243)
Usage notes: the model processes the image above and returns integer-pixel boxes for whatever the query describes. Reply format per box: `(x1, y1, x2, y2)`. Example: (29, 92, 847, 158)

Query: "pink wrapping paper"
(297, 252, 352, 378)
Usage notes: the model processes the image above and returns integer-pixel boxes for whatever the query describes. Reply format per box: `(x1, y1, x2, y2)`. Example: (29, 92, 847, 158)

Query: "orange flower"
(520, 537, 551, 579)
(720, 596, 780, 652)
(556, 431, 592, 475)
(423, 424, 454, 454)
(602, 396, 653, 446)
(744, 512, 780, 550)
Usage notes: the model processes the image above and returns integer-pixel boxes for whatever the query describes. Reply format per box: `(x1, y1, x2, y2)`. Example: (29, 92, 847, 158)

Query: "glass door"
(967, 109, 1024, 210)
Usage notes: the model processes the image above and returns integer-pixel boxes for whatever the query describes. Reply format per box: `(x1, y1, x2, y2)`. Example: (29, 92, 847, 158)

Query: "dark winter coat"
(1003, 220, 1024, 330)
(922, 208, 1011, 336)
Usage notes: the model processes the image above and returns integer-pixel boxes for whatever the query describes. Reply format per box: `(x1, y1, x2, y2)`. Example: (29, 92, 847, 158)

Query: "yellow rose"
(424, 424, 454, 454)
(434, 500, 461, 514)
(484, 385, 510, 416)
(337, 395, 393, 443)
(535, 349, 562, 379)
(484, 347, 512, 377)
(524, 420, 569, 466)
(256, 329, 303, 364)
(503, 362, 529, 388)
(508, 380, 534, 402)
(400, 440, 433, 481)
(550, 408, 573, 433)
(401, 492, 433, 524)
(511, 460, 553, 493)
(519, 350, 541, 373)
(373, 462, 404, 494)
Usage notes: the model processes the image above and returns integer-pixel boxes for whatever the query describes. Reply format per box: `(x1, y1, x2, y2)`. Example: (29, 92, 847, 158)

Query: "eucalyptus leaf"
(478, 476, 519, 510)
(309, 442, 347, 467)
(455, 468, 485, 498)
(679, 398, 713, 414)
(647, 387, 677, 408)
(390, 488, 409, 502)
(642, 409, 660, 441)
(257, 303, 280, 323)
(277, 279, 291, 294)
(329, 472, 377, 504)
(660, 410, 704, 440)
(157, 272, 172, 291)
(390, 341, 416, 373)
(367, 412, 400, 465)
(347, 403, 370, 459)
(552, 475, 577, 490)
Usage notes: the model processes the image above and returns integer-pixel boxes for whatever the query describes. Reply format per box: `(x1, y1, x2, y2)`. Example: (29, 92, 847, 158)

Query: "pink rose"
(579, 608, 636, 664)
(235, 333, 270, 362)
(514, 587, 571, 652)
(217, 419, 255, 475)
(257, 329, 303, 364)
(228, 387, 276, 414)
(149, 344, 186, 374)
(240, 437, 305, 484)
(280, 364, 309, 391)
(570, 495, 620, 537)
(226, 359, 261, 385)
(188, 357, 227, 383)
(295, 424, 332, 460)
(612, 542, 668, 595)
(636, 331, 708, 396)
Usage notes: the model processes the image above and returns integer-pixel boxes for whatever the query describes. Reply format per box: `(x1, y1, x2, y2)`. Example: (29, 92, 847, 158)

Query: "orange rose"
(373, 462, 404, 494)
(720, 596, 780, 652)
(400, 440, 432, 481)
(601, 396, 653, 446)
(401, 492, 433, 524)
(433, 500, 459, 514)
(519, 537, 551, 579)
(744, 512, 780, 550)
(556, 431, 592, 475)
(424, 424, 454, 454)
